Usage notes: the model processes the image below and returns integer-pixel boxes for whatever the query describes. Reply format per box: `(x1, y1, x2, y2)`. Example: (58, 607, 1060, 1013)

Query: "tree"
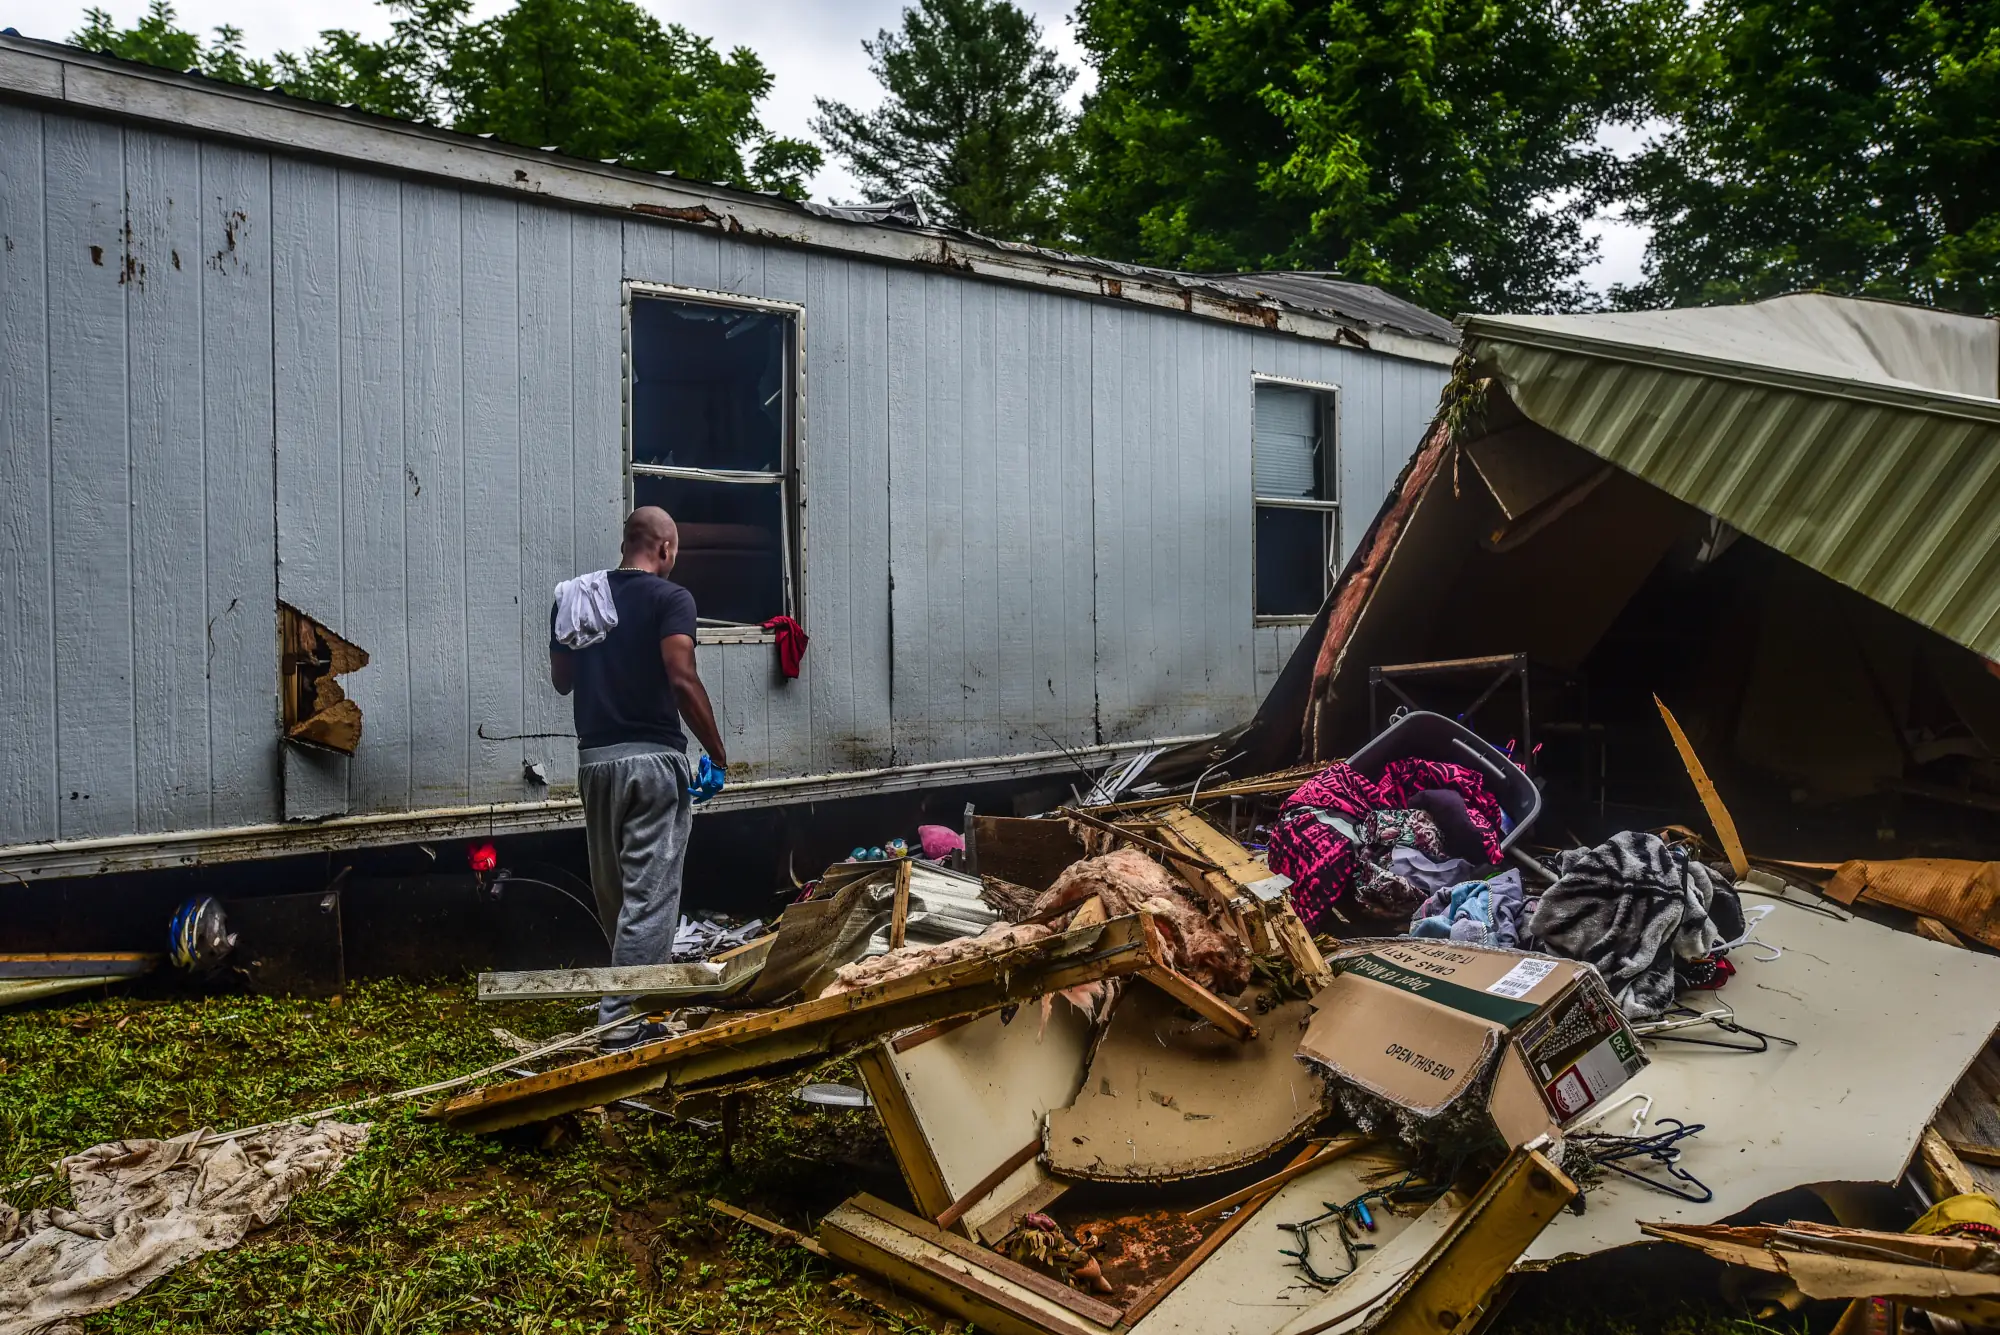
(1620, 1, 2000, 313)
(74, 1, 272, 86)
(812, 0, 1075, 243)
(446, 0, 818, 193)
(1066, 0, 1673, 314)
(69, 0, 821, 198)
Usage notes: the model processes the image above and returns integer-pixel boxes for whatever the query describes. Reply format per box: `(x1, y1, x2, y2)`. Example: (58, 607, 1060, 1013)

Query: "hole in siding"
(279, 602, 370, 755)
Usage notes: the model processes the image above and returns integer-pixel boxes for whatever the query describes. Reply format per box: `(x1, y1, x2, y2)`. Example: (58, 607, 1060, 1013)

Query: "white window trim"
(1251, 373, 1341, 627)
(622, 280, 807, 646)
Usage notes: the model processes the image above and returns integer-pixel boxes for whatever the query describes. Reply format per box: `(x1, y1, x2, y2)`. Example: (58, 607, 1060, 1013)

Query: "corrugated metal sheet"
(1466, 311, 2000, 662)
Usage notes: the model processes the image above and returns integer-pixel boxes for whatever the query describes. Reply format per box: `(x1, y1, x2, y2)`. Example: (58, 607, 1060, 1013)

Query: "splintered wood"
(435, 914, 1163, 1134)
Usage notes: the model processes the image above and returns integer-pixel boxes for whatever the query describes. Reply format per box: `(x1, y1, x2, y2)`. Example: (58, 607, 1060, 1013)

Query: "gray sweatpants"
(578, 742, 694, 1032)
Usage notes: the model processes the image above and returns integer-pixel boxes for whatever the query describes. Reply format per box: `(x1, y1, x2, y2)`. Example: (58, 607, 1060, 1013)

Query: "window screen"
(1253, 382, 1338, 619)
(628, 292, 797, 627)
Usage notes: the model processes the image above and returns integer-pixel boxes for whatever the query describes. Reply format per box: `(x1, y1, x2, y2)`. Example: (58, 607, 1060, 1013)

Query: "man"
(550, 506, 727, 1049)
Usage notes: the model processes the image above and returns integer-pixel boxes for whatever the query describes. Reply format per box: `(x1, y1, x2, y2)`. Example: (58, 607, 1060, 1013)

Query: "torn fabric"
(0, 1121, 368, 1335)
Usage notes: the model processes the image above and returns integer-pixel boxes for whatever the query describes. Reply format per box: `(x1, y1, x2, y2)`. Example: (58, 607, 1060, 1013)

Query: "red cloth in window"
(762, 616, 809, 679)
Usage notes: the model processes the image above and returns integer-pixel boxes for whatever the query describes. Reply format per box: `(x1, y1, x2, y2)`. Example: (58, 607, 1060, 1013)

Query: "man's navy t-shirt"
(549, 570, 698, 750)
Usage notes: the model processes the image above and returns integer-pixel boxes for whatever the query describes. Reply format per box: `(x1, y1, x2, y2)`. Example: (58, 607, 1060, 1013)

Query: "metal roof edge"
(1462, 315, 2000, 427)
(0, 34, 1457, 365)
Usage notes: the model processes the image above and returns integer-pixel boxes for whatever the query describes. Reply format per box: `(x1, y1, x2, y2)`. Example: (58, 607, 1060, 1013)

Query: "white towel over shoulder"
(553, 571, 618, 648)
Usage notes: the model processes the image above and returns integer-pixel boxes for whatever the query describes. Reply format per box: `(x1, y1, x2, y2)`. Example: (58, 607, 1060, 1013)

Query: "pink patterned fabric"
(1267, 757, 1506, 931)
(1376, 758, 1505, 863)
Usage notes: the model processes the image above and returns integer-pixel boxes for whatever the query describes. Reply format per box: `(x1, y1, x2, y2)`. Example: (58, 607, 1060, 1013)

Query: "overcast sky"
(8, 0, 1648, 292)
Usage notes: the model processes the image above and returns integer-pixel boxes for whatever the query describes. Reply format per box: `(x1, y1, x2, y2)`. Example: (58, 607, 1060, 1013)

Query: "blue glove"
(690, 755, 727, 805)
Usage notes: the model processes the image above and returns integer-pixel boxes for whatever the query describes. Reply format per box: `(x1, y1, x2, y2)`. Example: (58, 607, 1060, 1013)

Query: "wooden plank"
(1355, 1150, 1576, 1335)
(853, 1042, 956, 1220)
(819, 1203, 1111, 1335)
(402, 182, 469, 806)
(1122, 1140, 1325, 1327)
(1916, 917, 1966, 948)
(1944, 1138, 2000, 1168)
(0, 105, 56, 846)
(1138, 964, 1257, 1041)
(1918, 1127, 1981, 1199)
(707, 1197, 830, 1258)
(46, 113, 136, 839)
(890, 857, 914, 950)
(1154, 805, 1330, 985)
(461, 192, 524, 802)
(124, 129, 209, 834)
(199, 141, 278, 828)
(272, 157, 350, 819)
(845, 1194, 1125, 1327)
(1655, 696, 1749, 880)
(1183, 1135, 1371, 1224)
(1063, 806, 1221, 871)
(436, 914, 1160, 1132)
(934, 1138, 1040, 1231)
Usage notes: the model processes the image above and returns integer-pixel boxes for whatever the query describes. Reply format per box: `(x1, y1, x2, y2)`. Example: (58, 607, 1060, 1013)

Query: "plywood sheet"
(1045, 987, 1328, 1181)
(1526, 890, 2000, 1261)
(885, 1004, 1093, 1240)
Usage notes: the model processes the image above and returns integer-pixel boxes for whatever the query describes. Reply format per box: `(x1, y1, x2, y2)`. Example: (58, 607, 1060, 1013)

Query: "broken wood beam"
(1152, 805, 1331, 986)
(1059, 805, 1223, 871)
(889, 858, 914, 951)
(434, 914, 1162, 1134)
(708, 1197, 831, 1258)
(1945, 1138, 2000, 1169)
(820, 1194, 1124, 1335)
(1348, 1148, 1576, 1335)
(1919, 1127, 1983, 1199)
(935, 1139, 1041, 1232)
(1137, 963, 1257, 1041)
(1183, 1135, 1372, 1224)
(1915, 917, 1967, 947)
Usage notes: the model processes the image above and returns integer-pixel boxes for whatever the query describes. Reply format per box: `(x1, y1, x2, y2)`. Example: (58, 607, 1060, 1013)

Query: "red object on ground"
(468, 841, 498, 873)
(762, 615, 809, 678)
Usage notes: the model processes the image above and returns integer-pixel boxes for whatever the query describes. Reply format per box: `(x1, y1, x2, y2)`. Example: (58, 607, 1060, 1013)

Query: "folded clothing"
(1526, 832, 1727, 1020)
(1267, 757, 1507, 930)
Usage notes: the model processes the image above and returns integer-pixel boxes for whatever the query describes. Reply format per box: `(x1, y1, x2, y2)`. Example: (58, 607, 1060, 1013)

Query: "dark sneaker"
(598, 1020, 669, 1053)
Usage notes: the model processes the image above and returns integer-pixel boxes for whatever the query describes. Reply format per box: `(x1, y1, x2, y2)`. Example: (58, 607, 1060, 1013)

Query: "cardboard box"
(1296, 941, 1646, 1148)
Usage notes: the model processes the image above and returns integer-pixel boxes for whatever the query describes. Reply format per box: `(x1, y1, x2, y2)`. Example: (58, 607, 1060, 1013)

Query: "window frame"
(1250, 373, 1341, 626)
(621, 280, 807, 643)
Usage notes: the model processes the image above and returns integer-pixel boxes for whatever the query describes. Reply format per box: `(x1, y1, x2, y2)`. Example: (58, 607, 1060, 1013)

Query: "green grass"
(0, 979, 1801, 1335)
(0, 978, 944, 1335)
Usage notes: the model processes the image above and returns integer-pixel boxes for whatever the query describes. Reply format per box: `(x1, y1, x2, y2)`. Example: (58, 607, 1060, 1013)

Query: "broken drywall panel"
(1525, 890, 2000, 1262)
(1044, 985, 1328, 1182)
(1129, 1145, 1448, 1335)
(279, 601, 369, 755)
(865, 1003, 1093, 1241)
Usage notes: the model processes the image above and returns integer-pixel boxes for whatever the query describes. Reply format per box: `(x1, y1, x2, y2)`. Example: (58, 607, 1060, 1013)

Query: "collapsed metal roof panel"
(1462, 294, 2000, 661)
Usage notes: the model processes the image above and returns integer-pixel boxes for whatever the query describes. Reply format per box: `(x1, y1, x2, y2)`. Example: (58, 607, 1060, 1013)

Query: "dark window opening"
(628, 291, 797, 627)
(1255, 507, 1332, 617)
(634, 475, 785, 626)
(1253, 383, 1338, 619)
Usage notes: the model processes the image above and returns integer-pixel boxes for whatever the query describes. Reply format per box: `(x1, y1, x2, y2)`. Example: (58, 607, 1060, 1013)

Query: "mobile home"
(0, 34, 1456, 881)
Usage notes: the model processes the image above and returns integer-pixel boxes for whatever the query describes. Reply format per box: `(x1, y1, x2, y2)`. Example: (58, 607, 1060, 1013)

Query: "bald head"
(621, 506, 679, 575)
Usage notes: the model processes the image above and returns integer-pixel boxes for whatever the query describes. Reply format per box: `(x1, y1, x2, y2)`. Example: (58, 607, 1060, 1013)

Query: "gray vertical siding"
(0, 105, 1447, 847)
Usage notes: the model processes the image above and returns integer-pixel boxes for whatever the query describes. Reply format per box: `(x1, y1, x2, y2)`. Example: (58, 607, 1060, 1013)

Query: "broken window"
(628, 287, 798, 628)
(1253, 381, 1339, 619)
(279, 603, 368, 754)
